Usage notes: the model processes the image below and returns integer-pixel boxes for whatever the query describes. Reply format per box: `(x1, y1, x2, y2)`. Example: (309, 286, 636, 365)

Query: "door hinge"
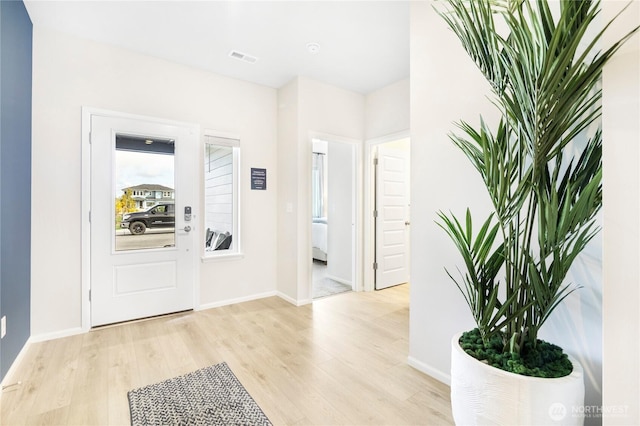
(373, 262, 378, 270)
(373, 158, 379, 166)
(89, 132, 92, 144)
(89, 289, 91, 301)
(89, 211, 91, 223)
(373, 210, 378, 218)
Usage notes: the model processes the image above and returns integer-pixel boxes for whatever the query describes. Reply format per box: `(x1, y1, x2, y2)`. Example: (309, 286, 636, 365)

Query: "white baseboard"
(277, 292, 312, 307)
(197, 291, 313, 310)
(407, 356, 451, 386)
(197, 291, 278, 311)
(1, 338, 32, 389)
(29, 327, 85, 343)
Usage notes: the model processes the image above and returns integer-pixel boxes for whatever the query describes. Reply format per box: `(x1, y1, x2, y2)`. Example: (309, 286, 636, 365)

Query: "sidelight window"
(203, 133, 240, 257)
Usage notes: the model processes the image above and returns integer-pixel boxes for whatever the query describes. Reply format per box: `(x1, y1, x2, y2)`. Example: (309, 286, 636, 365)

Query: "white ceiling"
(23, 1, 409, 95)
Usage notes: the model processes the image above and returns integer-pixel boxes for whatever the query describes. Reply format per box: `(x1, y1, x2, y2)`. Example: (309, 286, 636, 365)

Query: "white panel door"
(90, 114, 198, 327)
(375, 145, 410, 290)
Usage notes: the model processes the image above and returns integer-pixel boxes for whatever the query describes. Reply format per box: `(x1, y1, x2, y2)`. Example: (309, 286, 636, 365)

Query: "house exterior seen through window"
(121, 184, 175, 210)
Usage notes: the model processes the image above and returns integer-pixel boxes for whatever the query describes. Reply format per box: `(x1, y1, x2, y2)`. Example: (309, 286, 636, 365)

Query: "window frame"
(201, 131, 242, 261)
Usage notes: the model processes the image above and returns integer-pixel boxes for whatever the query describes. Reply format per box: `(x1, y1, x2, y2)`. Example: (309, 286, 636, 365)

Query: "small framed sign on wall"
(250, 168, 267, 190)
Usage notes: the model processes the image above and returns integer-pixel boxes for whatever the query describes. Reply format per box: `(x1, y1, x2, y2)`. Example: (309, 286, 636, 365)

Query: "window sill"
(201, 252, 245, 263)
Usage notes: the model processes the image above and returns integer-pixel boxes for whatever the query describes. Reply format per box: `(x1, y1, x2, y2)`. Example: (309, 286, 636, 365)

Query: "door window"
(114, 135, 176, 251)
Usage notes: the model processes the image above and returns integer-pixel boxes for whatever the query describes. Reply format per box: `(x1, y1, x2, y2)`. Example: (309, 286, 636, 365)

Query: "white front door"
(375, 144, 410, 290)
(90, 113, 198, 327)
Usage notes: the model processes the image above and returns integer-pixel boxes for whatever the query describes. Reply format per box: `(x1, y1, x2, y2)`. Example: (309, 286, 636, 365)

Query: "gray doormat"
(128, 362, 272, 426)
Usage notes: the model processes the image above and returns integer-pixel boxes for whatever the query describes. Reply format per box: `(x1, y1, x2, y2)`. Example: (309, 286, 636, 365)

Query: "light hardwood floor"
(1, 284, 453, 425)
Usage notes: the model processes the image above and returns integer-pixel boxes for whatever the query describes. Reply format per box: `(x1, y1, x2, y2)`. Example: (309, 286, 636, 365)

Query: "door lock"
(183, 225, 192, 232)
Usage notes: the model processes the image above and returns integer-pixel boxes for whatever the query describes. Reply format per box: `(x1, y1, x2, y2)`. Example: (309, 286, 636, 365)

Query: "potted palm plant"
(434, 0, 638, 423)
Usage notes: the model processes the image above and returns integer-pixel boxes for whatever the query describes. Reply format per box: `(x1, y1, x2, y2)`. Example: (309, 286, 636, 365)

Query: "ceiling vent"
(228, 50, 258, 64)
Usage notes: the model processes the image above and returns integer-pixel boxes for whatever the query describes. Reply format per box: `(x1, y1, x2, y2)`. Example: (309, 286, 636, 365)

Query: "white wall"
(31, 27, 278, 337)
(408, 1, 497, 383)
(602, 1, 640, 424)
(365, 78, 409, 140)
(327, 141, 354, 285)
(277, 77, 364, 303)
(408, 3, 627, 420)
(276, 79, 300, 302)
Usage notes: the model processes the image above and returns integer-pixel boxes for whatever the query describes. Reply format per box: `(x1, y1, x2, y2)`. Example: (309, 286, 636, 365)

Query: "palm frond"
(434, 0, 638, 355)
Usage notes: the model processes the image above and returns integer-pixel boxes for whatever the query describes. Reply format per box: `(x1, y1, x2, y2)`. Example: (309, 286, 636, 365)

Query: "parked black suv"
(121, 203, 175, 235)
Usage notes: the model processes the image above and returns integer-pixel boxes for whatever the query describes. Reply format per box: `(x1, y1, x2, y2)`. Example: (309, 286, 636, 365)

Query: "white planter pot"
(451, 332, 585, 425)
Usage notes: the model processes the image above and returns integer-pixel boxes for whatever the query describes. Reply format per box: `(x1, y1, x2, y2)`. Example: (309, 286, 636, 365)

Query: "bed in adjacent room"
(312, 217, 327, 262)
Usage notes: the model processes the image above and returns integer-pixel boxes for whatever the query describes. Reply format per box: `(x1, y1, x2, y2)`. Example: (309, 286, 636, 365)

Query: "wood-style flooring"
(0, 284, 453, 425)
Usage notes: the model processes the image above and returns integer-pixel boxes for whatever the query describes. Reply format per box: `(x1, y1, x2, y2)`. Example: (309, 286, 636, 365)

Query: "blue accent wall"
(0, 0, 32, 381)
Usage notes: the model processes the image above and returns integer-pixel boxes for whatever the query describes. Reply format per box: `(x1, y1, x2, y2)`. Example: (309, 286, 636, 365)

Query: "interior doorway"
(311, 138, 356, 299)
(364, 134, 411, 291)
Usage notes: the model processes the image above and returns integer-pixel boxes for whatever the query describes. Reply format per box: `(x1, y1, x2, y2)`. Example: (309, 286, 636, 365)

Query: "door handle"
(405, 221, 411, 226)
(183, 225, 192, 232)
